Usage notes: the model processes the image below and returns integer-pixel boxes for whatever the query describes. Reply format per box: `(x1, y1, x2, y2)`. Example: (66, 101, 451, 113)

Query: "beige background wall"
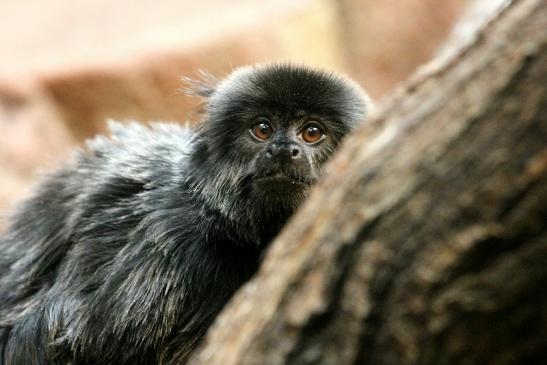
(0, 0, 470, 224)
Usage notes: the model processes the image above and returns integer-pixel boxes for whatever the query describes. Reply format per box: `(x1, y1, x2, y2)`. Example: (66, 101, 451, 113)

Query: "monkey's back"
(0, 122, 248, 364)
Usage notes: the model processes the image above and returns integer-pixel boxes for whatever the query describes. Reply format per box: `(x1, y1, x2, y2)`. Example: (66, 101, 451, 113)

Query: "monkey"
(0, 63, 370, 364)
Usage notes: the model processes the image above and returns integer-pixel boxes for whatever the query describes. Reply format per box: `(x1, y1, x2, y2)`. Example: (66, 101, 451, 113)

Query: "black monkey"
(0, 63, 369, 364)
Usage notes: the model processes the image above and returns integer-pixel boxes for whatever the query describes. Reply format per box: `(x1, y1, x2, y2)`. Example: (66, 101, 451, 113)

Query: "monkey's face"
(244, 114, 333, 201)
(195, 64, 369, 211)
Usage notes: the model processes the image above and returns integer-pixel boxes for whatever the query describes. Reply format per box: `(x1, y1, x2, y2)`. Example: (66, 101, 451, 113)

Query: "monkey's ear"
(180, 70, 218, 98)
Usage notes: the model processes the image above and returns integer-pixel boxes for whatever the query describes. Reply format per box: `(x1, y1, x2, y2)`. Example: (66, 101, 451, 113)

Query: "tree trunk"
(189, 0, 547, 364)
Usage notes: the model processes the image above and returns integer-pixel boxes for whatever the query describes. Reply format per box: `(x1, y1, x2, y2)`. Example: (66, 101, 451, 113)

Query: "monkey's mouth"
(253, 173, 312, 189)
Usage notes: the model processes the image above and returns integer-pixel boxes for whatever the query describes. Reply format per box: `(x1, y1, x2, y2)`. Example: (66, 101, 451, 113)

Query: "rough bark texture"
(189, 0, 547, 364)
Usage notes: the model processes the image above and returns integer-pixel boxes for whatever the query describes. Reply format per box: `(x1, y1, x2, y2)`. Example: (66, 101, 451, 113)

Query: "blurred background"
(0, 0, 506, 225)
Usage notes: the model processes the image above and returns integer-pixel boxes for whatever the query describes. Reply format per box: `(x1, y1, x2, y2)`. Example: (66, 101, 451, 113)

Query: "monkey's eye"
(300, 122, 324, 144)
(251, 119, 273, 141)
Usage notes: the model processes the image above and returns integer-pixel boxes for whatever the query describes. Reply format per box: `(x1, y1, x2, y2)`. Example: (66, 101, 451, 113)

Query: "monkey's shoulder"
(86, 121, 194, 162)
(72, 121, 195, 186)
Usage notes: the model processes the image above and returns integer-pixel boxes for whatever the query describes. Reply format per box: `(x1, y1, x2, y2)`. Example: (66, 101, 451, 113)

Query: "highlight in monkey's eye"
(251, 119, 273, 141)
(301, 123, 324, 144)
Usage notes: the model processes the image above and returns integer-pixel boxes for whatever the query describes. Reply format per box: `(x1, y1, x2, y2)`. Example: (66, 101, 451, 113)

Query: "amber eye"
(301, 123, 324, 144)
(251, 119, 273, 141)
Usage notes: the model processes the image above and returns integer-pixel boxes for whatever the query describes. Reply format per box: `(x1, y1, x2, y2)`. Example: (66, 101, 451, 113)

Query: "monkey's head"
(189, 63, 369, 228)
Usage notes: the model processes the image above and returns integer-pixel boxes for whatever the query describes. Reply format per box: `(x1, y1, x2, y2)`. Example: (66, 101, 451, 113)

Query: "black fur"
(0, 63, 369, 364)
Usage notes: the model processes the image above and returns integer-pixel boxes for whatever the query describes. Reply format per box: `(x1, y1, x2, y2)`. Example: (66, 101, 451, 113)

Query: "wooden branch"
(190, 0, 547, 363)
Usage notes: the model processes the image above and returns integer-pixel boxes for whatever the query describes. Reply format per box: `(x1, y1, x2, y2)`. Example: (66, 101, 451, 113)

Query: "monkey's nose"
(267, 143, 301, 161)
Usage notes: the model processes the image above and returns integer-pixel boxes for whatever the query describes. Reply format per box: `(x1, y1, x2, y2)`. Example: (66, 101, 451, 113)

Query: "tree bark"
(189, 0, 547, 364)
